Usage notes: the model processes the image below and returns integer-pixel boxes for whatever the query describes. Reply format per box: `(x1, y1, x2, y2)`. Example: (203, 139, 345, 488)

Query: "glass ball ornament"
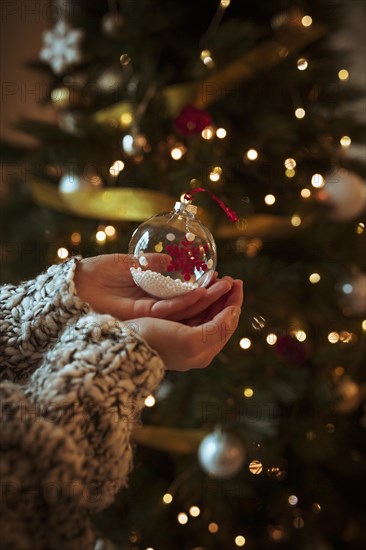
(198, 427, 246, 479)
(128, 201, 217, 299)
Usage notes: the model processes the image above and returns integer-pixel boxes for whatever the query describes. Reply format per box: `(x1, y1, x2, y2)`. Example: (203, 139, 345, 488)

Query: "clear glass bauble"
(128, 201, 217, 299)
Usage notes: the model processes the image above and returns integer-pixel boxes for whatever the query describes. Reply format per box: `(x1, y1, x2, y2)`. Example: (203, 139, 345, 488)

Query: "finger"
(167, 278, 234, 322)
(150, 286, 207, 318)
(181, 303, 242, 370)
(181, 280, 242, 326)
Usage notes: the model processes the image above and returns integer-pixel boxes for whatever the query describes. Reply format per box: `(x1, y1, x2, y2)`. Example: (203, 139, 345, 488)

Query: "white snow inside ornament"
(128, 200, 216, 299)
(198, 427, 246, 479)
(40, 19, 84, 75)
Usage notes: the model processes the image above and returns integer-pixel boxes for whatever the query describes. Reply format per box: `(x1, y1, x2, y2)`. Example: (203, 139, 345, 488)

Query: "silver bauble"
(198, 428, 246, 479)
(321, 169, 366, 221)
(101, 13, 124, 38)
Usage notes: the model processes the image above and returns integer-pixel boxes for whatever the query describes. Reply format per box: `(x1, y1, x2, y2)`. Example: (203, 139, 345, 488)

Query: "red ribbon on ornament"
(184, 188, 239, 223)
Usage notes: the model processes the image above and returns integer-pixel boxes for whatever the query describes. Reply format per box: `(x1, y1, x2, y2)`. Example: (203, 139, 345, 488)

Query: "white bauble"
(198, 428, 246, 479)
(322, 168, 366, 221)
(340, 271, 366, 315)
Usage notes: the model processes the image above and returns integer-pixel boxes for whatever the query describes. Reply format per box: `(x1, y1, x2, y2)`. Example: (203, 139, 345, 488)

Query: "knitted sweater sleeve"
(0, 313, 165, 550)
(0, 258, 90, 383)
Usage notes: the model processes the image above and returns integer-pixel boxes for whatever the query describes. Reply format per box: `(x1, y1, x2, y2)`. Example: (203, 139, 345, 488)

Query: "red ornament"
(274, 335, 309, 365)
(174, 105, 213, 135)
(166, 235, 208, 281)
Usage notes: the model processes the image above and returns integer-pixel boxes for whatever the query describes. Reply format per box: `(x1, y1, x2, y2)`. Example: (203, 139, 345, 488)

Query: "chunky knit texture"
(0, 259, 165, 549)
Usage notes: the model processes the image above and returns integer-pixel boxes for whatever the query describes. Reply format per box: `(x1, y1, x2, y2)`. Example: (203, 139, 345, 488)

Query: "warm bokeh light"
(96, 230, 106, 243)
(340, 135, 351, 147)
(209, 166, 222, 182)
(216, 127, 227, 138)
(120, 112, 133, 126)
(285, 168, 296, 178)
(220, 0, 231, 7)
(243, 387, 254, 398)
(291, 214, 302, 227)
(189, 506, 200, 517)
(200, 49, 214, 68)
(309, 272, 321, 283)
(297, 58, 308, 70)
(208, 522, 219, 533)
(235, 535, 246, 546)
(338, 69, 349, 81)
(311, 173, 325, 188)
(295, 330, 307, 342)
(163, 493, 173, 504)
(284, 158, 296, 169)
(202, 126, 214, 140)
(356, 222, 364, 234)
(177, 513, 188, 525)
(57, 247, 69, 259)
(144, 395, 156, 407)
(109, 160, 125, 175)
(264, 194, 276, 205)
(295, 108, 306, 119)
(288, 495, 298, 505)
(328, 332, 340, 344)
(171, 147, 183, 160)
(293, 517, 305, 528)
(249, 460, 263, 474)
(71, 232, 81, 245)
(266, 333, 277, 345)
(240, 338, 252, 349)
(334, 365, 345, 376)
(246, 148, 258, 160)
(105, 225, 116, 237)
(301, 15, 313, 26)
(301, 188, 311, 198)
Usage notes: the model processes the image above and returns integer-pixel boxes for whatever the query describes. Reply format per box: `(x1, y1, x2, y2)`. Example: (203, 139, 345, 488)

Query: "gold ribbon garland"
(29, 178, 302, 238)
(132, 425, 209, 454)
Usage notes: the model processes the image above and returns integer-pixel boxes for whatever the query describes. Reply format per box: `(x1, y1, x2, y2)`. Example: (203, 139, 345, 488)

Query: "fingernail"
(231, 306, 241, 320)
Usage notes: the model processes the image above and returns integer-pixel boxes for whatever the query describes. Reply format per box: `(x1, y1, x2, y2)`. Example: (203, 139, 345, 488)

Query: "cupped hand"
(74, 253, 234, 322)
(127, 280, 243, 371)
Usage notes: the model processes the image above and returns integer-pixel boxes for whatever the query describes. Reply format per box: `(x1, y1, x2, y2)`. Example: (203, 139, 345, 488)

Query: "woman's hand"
(127, 280, 243, 371)
(74, 254, 234, 322)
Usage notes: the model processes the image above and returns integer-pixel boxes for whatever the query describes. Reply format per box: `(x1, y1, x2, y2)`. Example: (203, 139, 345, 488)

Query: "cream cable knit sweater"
(0, 258, 165, 549)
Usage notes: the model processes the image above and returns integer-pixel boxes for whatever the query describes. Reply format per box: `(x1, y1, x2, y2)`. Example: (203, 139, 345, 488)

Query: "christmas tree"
(1, 0, 366, 548)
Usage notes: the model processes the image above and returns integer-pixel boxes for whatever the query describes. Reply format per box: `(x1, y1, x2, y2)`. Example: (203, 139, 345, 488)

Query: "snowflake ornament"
(40, 19, 84, 75)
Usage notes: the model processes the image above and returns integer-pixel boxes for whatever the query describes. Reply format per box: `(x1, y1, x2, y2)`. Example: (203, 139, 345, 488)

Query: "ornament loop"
(184, 188, 238, 223)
